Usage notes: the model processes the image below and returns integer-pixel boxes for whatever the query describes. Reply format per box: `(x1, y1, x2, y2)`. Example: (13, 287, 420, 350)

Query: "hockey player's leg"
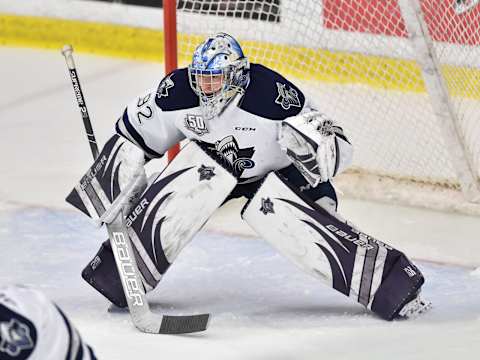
(242, 171, 429, 320)
(75, 141, 237, 306)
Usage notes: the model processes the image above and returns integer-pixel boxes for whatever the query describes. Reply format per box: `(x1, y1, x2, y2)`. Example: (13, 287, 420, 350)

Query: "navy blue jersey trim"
(55, 305, 73, 360)
(55, 305, 89, 360)
(239, 63, 306, 120)
(115, 119, 128, 140)
(154, 68, 199, 111)
(118, 110, 163, 158)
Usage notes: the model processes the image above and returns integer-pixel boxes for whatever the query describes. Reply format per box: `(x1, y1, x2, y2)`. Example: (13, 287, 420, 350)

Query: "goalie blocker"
(242, 172, 427, 320)
(68, 137, 237, 308)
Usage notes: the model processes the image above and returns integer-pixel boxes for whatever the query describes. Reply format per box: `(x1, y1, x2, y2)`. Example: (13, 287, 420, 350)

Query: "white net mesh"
(174, 0, 480, 213)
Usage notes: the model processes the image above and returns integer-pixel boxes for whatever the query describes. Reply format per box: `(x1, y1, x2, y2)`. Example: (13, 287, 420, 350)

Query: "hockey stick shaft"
(61, 45, 209, 334)
(107, 213, 209, 334)
(61, 45, 99, 159)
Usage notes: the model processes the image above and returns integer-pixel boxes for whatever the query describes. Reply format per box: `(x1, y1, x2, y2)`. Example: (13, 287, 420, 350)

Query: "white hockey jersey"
(0, 285, 96, 360)
(116, 63, 352, 183)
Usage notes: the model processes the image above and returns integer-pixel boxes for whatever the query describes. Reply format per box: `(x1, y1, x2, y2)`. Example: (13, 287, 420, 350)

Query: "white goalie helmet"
(188, 32, 250, 119)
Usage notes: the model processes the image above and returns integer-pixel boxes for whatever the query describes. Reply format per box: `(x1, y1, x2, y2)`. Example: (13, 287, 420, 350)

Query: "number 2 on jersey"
(136, 94, 153, 124)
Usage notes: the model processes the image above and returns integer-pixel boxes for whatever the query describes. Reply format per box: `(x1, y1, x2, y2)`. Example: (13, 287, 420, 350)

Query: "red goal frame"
(164, 0, 180, 162)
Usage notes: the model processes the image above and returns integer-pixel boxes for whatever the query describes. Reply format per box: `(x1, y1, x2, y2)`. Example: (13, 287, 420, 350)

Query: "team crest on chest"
(185, 114, 209, 136)
(156, 74, 174, 98)
(203, 135, 255, 178)
(275, 82, 301, 110)
(0, 319, 35, 356)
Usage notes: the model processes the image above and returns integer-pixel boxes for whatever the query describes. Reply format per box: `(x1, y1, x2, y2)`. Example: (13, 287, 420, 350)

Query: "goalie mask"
(188, 32, 250, 119)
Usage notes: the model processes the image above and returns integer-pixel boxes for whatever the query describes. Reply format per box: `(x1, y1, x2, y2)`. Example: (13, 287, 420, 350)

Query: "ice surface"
(1, 206, 480, 360)
(1, 46, 479, 359)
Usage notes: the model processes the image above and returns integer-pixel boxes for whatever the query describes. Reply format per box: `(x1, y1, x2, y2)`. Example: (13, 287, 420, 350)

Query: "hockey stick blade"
(139, 313, 210, 334)
(107, 212, 210, 334)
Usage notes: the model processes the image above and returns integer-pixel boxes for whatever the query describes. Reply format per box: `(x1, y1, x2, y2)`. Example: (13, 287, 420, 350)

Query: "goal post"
(164, 0, 181, 161)
(165, 0, 480, 214)
(398, 0, 480, 203)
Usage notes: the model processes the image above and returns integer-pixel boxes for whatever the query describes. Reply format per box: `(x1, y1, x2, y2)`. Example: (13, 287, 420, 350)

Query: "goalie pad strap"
(242, 172, 424, 320)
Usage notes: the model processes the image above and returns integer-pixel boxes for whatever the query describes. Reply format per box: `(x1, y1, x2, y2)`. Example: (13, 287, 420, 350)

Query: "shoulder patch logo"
(185, 114, 209, 136)
(156, 74, 174, 98)
(0, 319, 35, 357)
(275, 82, 301, 110)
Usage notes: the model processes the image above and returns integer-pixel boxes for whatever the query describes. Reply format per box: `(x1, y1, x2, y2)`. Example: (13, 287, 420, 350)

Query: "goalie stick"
(61, 45, 210, 334)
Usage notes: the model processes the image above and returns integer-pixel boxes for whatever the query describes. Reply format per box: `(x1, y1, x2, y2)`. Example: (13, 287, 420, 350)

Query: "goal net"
(172, 0, 480, 214)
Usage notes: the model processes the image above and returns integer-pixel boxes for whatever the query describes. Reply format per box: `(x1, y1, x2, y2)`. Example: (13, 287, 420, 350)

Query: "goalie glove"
(278, 111, 339, 187)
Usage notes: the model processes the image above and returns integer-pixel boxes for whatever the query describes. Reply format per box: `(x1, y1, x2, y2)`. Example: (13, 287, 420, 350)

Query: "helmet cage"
(188, 58, 248, 119)
(188, 32, 249, 119)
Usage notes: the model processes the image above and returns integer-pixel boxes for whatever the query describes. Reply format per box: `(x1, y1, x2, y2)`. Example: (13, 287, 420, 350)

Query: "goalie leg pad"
(370, 251, 425, 320)
(66, 134, 146, 224)
(83, 141, 237, 304)
(241, 172, 425, 320)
